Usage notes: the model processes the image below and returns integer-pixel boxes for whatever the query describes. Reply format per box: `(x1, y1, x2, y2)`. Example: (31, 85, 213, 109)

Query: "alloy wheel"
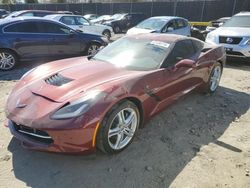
(0, 52, 15, 70)
(210, 65, 221, 91)
(88, 44, 100, 56)
(108, 107, 138, 150)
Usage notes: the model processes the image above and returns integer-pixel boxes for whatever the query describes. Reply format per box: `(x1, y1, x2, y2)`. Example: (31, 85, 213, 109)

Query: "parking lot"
(0, 53, 250, 187)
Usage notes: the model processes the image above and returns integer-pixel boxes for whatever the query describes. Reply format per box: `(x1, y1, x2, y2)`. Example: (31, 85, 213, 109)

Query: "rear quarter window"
(4, 22, 39, 33)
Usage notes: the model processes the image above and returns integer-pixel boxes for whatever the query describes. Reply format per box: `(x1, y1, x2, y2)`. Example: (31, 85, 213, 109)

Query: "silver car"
(206, 12, 250, 61)
(45, 14, 113, 40)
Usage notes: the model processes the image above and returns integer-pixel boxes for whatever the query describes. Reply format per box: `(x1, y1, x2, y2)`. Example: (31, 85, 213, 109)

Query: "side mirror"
(175, 59, 195, 69)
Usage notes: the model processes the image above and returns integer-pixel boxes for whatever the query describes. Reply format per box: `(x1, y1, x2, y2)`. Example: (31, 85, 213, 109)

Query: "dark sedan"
(0, 17, 108, 70)
(5, 34, 226, 154)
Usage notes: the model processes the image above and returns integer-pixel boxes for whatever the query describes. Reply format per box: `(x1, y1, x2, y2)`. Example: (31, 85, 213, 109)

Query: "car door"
(3, 21, 50, 59)
(150, 40, 198, 113)
(38, 21, 81, 58)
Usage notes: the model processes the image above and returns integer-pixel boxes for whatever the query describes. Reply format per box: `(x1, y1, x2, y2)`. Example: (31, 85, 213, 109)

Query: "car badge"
(16, 99, 27, 108)
(226, 37, 233, 44)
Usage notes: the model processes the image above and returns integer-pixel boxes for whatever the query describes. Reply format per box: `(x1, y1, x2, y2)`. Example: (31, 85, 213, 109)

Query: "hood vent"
(44, 73, 73, 86)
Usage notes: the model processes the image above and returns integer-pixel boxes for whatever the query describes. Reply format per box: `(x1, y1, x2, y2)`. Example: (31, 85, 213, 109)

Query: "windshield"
(222, 16, 250, 27)
(136, 18, 167, 30)
(93, 37, 171, 71)
(111, 14, 125, 20)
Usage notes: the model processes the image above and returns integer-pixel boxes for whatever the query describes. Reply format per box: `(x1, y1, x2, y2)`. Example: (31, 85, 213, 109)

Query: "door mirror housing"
(167, 27, 174, 32)
(175, 59, 195, 69)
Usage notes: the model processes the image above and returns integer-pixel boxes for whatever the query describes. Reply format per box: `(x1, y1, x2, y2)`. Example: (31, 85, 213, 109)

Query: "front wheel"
(97, 101, 140, 154)
(0, 50, 17, 71)
(204, 62, 222, 93)
(102, 30, 111, 40)
(87, 43, 101, 56)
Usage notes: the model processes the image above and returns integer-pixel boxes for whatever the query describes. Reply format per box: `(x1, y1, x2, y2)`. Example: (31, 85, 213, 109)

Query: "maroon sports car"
(5, 34, 226, 154)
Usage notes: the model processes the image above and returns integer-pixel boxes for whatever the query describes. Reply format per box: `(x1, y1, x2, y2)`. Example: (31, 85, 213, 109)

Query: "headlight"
(244, 39, 250, 45)
(51, 90, 105, 120)
(205, 33, 216, 43)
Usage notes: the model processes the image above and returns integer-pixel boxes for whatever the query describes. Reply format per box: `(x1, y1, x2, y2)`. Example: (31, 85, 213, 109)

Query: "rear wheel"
(97, 101, 140, 154)
(87, 43, 101, 56)
(204, 62, 222, 93)
(0, 50, 17, 71)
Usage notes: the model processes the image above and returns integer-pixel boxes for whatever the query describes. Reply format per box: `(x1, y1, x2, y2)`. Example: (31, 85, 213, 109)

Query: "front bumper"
(7, 119, 99, 154)
(206, 37, 250, 60)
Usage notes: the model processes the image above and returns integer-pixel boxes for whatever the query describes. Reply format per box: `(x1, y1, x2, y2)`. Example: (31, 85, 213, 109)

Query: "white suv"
(205, 12, 250, 61)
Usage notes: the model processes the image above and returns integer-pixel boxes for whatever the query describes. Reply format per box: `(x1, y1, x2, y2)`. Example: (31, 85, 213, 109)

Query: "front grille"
(13, 122, 53, 144)
(226, 51, 245, 56)
(219, 36, 242, 44)
(44, 73, 73, 86)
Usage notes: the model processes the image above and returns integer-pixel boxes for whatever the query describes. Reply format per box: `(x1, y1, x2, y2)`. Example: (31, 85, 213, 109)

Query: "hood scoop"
(44, 73, 73, 86)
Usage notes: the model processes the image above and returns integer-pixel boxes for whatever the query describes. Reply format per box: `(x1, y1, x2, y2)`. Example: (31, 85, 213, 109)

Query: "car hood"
(14, 57, 145, 103)
(211, 27, 250, 37)
(127, 27, 156, 35)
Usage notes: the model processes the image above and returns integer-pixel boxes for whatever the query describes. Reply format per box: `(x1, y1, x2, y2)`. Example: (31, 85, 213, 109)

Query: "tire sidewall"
(207, 62, 222, 93)
(97, 101, 140, 154)
(0, 50, 17, 71)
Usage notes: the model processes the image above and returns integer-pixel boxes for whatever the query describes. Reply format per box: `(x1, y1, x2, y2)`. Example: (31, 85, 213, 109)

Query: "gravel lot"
(0, 55, 250, 187)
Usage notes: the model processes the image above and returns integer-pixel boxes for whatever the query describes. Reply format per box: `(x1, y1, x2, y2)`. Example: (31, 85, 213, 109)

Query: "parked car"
(103, 13, 146, 33)
(91, 15, 112, 24)
(45, 14, 113, 40)
(3, 10, 58, 19)
(3, 10, 74, 19)
(84, 14, 99, 20)
(127, 16, 191, 36)
(0, 17, 108, 70)
(0, 9, 10, 18)
(206, 17, 231, 33)
(206, 12, 250, 62)
(5, 34, 226, 154)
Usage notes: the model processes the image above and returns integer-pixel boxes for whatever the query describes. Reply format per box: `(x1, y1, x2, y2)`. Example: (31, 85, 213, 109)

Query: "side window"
(34, 12, 49, 17)
(162, 20, 176, 32)
(60, 16, 76, 25)
(38, 22, 71, 34)
(192, 39, 204, 52)
(4, 22, 39, 33)
(176, 19, 186, 29)
(164, 40, 196, 67)
(75, 17, 90, 25)
(21, 12, 34, 17)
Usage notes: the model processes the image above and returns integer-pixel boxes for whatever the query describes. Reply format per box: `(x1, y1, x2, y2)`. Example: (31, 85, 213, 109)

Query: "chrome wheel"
(210, 65, 221, 91)
(0, 52, 15, 70)
(87, 44, 100, 56)
(108, 107, 138, 150)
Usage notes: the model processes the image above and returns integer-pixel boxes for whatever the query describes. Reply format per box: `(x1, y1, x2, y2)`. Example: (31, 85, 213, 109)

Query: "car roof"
(148, 16, 187, 21)
(124, 33, 190, 44)
(0, 16, 68, 27)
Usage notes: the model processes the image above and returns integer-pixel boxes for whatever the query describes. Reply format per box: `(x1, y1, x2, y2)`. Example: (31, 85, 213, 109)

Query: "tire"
(204, 62, 222, 93)
(0, 49, 18, 71)
(113, 25, 121, 34)
(102, 30, 111, 40)
(87, 43, 101, 56)
(97, 100, 140, 154)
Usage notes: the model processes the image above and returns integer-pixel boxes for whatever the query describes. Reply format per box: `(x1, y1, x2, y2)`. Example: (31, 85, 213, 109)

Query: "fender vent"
(45, 73, 73, 86)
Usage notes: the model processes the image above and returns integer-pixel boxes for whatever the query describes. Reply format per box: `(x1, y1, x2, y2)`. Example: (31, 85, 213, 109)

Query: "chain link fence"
(0, 0, 250, 21)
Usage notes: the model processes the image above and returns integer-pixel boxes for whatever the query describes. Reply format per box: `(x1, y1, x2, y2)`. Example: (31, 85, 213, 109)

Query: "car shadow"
(7, 86, 250, 188)
(0, 61, 46, 81)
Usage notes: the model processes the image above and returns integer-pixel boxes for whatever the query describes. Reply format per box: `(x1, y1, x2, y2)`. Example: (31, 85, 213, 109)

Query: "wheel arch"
(0, 48, 20, 59)
(114, 96, 144, 129)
